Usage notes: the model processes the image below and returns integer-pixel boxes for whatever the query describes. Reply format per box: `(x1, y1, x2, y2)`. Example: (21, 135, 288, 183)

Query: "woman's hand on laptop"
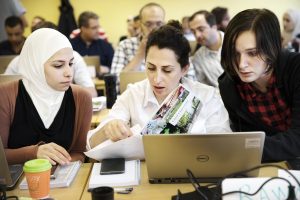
(37, 142, 71, 165)
(102, 119, 133, 142)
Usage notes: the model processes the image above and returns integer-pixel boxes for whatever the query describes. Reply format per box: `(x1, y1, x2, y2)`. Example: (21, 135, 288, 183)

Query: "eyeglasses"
(142, 21, 164, 28)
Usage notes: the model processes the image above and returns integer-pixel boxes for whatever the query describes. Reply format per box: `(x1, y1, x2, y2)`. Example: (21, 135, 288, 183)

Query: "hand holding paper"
(101, 119, 133, 141)
(84, 125, 144, 161)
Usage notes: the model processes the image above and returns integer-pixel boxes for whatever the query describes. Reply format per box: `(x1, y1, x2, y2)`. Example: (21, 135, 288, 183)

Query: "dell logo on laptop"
(196, 155, 209, 162)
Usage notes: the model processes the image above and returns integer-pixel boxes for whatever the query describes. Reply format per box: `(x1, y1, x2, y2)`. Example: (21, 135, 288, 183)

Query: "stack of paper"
(92, 96, 106, 111)
(20, 161, 81, 189)
(88, 160, 140, 189)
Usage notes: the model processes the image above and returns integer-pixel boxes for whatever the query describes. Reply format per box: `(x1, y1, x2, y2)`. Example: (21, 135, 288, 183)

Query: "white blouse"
(88, 77, 231, 145)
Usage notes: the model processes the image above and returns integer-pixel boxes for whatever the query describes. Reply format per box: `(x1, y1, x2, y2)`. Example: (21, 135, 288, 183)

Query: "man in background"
(0, 0, 28, 41)
(0, 16, 26, 55)
(189, 10, 224, 87)
(31, 16, 45, 32)
(211, 7, 230, 32)
(119, 15, 141, 42)
(111, 3, 165, 78)
(70, 11, 114, 74)
(112, 3, 195, 92)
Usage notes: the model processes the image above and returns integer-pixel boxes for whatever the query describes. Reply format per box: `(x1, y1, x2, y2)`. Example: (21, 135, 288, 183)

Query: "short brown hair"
(189, 10, 216, 27)
(78, 11, 99, 28)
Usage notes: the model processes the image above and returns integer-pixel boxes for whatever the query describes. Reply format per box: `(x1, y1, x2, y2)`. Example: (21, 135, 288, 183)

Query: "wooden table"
(91, 109, 109, 129)
(7, 162, 287, 200)
(7, 163, 92, 200)
(80, 162, 288, 200)
(81, 162, 195, 200)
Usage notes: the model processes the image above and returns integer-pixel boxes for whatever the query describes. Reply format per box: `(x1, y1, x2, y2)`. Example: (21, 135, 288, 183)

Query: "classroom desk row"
(7, 162, 287, 200)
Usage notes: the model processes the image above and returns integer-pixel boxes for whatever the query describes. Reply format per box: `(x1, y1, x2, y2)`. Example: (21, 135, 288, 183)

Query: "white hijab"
(18, 28, 73, 128)
(282, 9, 300, 48)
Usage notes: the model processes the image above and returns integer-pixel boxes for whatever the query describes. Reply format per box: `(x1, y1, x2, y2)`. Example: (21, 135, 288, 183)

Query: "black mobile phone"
(50, 165, 58, 179)
(100, 158, 125, 175)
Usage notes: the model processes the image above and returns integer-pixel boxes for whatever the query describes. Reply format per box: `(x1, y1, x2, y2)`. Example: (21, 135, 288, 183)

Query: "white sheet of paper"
(222, 169, 300, 200)
(84, 125, 144, 161)
(92, 96, 106, 111)
(222, 177, 291, 200)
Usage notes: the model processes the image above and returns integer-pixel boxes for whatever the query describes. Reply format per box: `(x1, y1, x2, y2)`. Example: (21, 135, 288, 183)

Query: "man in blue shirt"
(70, 11, 114, 74)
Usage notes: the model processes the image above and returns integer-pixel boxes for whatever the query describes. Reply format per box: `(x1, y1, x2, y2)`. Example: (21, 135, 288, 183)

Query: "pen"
(114, 187, 133, 194)
(87, 187, 133, 194)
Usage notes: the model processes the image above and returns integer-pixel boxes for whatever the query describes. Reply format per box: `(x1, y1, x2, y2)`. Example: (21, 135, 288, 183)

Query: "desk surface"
(7, 163, 92, 200)
(7, 162, 287, 200)
(81, 162, 287, 200)
(81, 162, 195, 200)
(91, 108, 109, 129)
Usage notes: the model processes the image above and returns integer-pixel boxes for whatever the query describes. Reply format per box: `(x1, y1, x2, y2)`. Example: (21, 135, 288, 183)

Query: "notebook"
(143, 132, 265, 183)
(19, 160, 82, 189)
(0, 137, 23, 190)
(88, 160, 140, 189)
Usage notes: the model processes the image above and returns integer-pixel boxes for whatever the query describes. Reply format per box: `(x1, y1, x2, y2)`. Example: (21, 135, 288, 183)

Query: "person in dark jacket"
(218, 8, 300, 162)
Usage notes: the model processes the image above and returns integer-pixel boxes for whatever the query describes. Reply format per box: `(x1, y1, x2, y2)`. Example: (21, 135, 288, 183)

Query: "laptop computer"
(143, 131, 265, 183)
(0, 137, 23, 190)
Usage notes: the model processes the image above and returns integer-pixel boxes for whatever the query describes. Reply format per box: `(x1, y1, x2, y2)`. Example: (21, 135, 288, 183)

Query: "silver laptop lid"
(143, 132, 265, 182)
(0, 137, 13, 186)
(0, 137, 23, 190)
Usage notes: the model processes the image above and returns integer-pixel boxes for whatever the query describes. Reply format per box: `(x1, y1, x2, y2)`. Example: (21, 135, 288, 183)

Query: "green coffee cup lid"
(23, 159, 52, 173)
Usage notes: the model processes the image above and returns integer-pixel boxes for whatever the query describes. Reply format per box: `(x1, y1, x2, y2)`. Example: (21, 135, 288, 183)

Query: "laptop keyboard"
(9, 164, 23, 182)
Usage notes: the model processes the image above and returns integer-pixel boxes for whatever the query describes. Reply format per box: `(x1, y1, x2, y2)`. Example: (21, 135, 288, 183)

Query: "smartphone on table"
(50, 165, 58, 179)
(100, 158, 125, 175)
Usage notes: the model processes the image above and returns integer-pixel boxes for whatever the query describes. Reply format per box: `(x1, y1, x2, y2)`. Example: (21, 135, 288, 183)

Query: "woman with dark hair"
(88, 21, 230, 149)
(218, 9, 300, 162)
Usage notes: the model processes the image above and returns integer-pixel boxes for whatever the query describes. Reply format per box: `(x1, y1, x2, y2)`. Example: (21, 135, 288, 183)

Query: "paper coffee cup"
(23, 159, 52, 199)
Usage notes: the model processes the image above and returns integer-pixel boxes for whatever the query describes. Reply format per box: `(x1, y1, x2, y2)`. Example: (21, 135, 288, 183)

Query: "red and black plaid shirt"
(237, 74, 291, 132)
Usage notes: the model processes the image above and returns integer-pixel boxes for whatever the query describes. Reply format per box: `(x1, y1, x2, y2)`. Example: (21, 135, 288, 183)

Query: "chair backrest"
(0, 55, 16, 74)
(0, 74, 22, 84)
(83, 55, 101, 76)
(119, 71, 147, 93)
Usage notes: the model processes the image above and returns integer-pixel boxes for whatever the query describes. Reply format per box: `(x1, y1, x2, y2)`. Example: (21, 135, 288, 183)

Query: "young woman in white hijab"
(282, 9, 300, 49)
(0, 28, 92, 165)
